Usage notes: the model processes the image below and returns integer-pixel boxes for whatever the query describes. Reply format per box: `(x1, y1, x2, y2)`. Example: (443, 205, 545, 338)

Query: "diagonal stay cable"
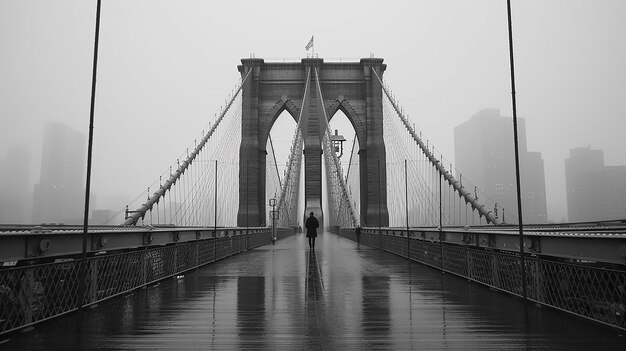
(275, 67, 311, 221)
(371, 68, 501, 225)
(123, 69, 252, 225)
(314, 67, 358, 227)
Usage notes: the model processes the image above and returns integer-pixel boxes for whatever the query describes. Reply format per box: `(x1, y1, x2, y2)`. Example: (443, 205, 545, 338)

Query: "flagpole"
(305, 35, 314, 57)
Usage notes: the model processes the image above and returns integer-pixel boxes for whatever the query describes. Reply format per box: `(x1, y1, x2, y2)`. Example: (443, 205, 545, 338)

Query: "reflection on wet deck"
(2, 233, 625, 350)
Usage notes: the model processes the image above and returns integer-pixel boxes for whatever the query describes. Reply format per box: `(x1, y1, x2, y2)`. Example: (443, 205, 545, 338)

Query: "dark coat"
(305, 216, 319, 238)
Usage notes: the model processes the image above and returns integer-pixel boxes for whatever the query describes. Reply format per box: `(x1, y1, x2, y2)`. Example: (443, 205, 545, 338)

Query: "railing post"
(466, 249, 471, 278)
(439, 232, 445, 270)
(173, 246, 178, 275)
(491, 252, 499, 289)
(141, 251, 147, 286)
(20, 268, 35, 325)
(532, 259, 541, 301)
(89, 259, 98, 303)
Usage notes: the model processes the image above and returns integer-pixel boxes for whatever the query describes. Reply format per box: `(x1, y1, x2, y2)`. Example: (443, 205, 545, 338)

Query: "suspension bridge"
(1, 58, 625, 349)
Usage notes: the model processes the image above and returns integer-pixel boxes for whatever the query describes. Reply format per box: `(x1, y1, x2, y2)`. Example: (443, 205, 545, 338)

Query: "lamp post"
(78, 0, 102, 328)
(269, 198, 277, 244)
(506, 0, 527, 299)
(330, 129, 346, 158)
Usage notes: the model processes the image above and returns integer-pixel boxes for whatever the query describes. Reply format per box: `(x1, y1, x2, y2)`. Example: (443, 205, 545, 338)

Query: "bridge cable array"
(120, 63, 508, 229)
(314, 67, 359, 228)
(271, 68, 311, 228)
(342, 136, 362, 225)
(371, 68, 505, 226)
(122, 69, 253, 226)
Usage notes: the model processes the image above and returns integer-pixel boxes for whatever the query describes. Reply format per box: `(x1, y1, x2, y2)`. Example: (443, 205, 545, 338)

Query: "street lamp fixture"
(330, 129, 346, 158)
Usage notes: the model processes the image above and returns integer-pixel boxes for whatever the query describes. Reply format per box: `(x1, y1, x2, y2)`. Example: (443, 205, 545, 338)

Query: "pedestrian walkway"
(2, 232, 625, 350)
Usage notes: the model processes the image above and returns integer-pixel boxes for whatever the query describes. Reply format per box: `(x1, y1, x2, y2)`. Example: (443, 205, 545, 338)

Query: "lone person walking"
(305, 212, 319, 249)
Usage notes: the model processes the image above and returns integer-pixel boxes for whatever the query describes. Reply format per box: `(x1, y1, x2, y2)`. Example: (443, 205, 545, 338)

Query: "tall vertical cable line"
(79, 0, 102, 323)
(506, 0, 527, 299)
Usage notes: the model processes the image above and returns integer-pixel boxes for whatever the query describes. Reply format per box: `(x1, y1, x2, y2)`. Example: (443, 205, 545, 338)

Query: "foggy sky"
(1, 0, 625, 223)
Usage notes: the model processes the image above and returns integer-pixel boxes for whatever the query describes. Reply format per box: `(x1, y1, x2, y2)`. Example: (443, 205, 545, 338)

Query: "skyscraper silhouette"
(454, 109, 547, 224)
(565, 146, 626, 222)
(32, 122, 85, 224)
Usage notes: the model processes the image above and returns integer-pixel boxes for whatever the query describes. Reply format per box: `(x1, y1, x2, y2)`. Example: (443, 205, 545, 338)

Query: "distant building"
(454, 109, 547, 224)
(0, 145, 31, 223)
(605, 166, 626, 220)
(32, 122, 86, 224)
(522, 151, 548, 223)
(565, 146, 626, 222)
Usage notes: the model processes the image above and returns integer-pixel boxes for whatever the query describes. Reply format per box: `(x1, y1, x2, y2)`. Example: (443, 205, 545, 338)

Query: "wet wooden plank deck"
(2, 233, 625, 350)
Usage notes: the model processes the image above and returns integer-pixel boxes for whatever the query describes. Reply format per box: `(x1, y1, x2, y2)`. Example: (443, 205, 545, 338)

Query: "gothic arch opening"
(265, 109, 302, 226)
(323, 109, 360, 226)
(268, 109, 298, 177)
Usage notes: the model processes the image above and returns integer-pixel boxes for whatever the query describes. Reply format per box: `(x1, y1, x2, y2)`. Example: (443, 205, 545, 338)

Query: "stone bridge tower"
(236, 57, 389, 228)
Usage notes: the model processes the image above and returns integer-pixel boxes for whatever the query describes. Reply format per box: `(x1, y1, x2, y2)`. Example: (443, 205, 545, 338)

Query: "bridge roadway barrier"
(0, 226, 297, 336)
(334, 226, 626, 331)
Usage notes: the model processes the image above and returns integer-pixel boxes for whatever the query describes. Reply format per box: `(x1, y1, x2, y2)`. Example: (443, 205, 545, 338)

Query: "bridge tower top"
(237, 57, 386, 75)
(236, 57, 390, 227)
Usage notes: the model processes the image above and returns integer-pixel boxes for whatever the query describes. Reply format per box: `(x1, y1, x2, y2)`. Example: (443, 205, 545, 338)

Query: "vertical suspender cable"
(372, 68, 501, 225)
(506, 0, 527, 299)
(405, 159, 410, 259)
(188, 154, 194, 225)
(123, 70, 251, 226)
(439, 161, 443, 230)
(439, 168, 444, 268)
(213, 160, 218, 259)
(79, 0, 102, 325)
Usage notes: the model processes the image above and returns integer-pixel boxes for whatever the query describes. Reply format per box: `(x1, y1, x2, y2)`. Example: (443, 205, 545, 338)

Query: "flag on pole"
(305, 36, 314, 51)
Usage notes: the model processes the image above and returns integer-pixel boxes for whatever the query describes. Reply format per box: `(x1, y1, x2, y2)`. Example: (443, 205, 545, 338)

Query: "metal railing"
(0, 229, 274, 336)
(336, 227, 626, 331)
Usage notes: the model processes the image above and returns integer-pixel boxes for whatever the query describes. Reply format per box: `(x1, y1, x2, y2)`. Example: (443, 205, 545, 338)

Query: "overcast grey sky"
(1, 0, 625, 222)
